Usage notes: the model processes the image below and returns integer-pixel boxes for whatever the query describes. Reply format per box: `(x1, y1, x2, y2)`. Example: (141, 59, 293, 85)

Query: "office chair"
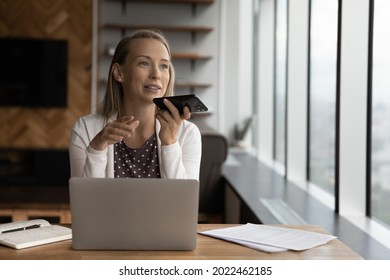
(198, 133, 228, 223)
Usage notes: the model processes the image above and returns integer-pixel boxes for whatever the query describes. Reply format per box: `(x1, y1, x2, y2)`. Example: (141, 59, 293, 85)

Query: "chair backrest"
(199, 133, 228, 214)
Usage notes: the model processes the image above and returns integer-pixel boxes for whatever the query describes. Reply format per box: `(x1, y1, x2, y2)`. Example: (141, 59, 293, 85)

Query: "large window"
(371, 0, 390, 226)
(308, 0, 338, 194)
(274, 0, 288, 169)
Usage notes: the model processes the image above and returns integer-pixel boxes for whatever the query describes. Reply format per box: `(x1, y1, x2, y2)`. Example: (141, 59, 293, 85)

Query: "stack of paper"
(199, 223, 337, 253)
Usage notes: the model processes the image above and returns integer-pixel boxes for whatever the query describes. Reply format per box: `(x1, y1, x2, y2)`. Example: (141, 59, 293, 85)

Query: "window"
(308, 0, 338, 194)
(274, 0, 288, 170)
(371, 0, 390, 226)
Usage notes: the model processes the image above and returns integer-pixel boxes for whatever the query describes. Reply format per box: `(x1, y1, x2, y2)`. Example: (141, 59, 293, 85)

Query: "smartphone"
(153, 94, 208, 114)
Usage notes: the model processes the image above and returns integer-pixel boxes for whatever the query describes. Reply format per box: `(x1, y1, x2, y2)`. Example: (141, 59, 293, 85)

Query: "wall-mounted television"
(0, 37, 68, 108)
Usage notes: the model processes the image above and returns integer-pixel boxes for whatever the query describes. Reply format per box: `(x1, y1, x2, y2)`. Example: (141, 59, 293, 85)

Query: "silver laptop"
(69, 177, 199, 250)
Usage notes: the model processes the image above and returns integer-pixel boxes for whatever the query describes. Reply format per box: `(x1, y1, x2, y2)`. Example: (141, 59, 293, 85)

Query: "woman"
(69, 29, 202, 180)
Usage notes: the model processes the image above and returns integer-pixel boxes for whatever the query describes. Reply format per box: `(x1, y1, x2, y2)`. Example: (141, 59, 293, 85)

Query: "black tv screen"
(0, 37, 68, 108)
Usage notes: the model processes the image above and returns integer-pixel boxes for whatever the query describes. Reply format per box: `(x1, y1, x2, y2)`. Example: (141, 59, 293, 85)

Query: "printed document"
(199, 223, 337, 253)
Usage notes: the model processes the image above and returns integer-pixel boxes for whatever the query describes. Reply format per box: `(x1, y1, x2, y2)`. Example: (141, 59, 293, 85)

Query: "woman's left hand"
(155, 98, 191, 145)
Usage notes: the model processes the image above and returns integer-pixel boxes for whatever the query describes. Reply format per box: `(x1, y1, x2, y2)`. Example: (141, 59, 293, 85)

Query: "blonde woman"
(69, 30, 201, 180)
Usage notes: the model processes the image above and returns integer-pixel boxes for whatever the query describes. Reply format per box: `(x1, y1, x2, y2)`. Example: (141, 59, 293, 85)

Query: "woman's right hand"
(89, 116, 139, 151)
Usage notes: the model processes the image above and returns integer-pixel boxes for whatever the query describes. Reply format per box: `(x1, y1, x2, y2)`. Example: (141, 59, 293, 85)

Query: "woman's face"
(118, 38, 171, 104)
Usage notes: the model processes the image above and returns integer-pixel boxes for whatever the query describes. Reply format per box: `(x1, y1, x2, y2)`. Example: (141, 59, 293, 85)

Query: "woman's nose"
(150, 64, 161, 80)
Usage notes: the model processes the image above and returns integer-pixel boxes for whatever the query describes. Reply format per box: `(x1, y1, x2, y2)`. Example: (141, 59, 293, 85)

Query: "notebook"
(69, 177, 199, 250)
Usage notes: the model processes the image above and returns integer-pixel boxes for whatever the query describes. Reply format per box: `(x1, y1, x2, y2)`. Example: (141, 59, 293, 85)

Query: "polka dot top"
(114, 133, 161, 178)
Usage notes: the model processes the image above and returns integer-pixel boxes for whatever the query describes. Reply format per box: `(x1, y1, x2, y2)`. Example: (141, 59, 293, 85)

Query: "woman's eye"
(139, 61, 149, 67)
(161, 64, 169, 70)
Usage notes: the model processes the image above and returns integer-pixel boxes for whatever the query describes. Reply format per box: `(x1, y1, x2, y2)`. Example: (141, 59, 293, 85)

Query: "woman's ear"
(112, 63, 123, 82)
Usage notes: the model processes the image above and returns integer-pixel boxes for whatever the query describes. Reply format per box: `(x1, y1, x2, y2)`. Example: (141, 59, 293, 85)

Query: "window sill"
(222, 149, 390, 260)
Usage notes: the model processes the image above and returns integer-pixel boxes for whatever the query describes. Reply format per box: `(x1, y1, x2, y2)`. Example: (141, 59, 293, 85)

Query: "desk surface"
(0, 224, 363, 260)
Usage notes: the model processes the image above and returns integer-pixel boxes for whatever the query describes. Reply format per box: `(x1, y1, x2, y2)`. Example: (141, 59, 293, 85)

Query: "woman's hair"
(99, 29, 175, 117)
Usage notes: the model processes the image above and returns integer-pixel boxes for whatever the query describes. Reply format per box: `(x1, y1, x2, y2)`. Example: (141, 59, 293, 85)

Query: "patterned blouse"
(114, 133, 160, 178)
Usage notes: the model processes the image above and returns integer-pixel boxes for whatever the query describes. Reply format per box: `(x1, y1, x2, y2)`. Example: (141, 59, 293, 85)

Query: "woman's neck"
(120, 103, 156, 148)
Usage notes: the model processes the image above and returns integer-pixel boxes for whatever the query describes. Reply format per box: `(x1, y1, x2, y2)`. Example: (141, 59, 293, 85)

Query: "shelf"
(175, 83, 211, 94)
(103, 49, 212, 71)
(172, 52, 212, 60)
(175, 83, 211, 89)
(104, 48, 212, 61)
(99, 79, 210, 90)
(106, 0, 214, 4)
(172, 53, 212, 70)
(98, 79, 209, 86)
(102, 24, 213, 42)
(105, 0, 214, 16)
(102, 23, 213, 33)
(98, 80, 210, 95)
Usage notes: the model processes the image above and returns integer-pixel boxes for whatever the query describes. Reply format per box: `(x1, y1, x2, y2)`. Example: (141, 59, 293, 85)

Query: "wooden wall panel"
(0, 0, 92, 148)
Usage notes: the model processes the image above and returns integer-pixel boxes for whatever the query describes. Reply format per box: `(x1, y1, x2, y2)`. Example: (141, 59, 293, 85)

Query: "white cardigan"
(69, 113, 202, 180)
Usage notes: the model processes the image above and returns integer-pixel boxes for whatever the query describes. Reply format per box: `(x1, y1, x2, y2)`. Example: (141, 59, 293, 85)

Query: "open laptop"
(69, 177, 199, 250)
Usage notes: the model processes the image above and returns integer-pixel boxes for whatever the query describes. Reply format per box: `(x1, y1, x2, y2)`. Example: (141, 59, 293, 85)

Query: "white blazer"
(69, 113, 202, 180)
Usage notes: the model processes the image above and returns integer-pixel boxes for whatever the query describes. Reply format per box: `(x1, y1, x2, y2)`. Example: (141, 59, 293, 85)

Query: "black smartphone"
(153, 94, 208, 114)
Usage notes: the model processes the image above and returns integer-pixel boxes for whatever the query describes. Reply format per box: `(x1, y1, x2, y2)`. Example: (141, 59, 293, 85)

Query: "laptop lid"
(69, 177, 199, 250)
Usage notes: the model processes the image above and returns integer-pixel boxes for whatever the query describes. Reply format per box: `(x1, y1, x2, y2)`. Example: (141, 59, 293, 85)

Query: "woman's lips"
(144, 84, 161, 91)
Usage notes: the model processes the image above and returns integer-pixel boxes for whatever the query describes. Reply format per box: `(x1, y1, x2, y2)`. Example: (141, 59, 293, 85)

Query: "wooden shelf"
(172, 52, 212, 60)
(99, 79, 211, 89)
(106, 0, 214, 4)
(102, 23, 213, 33)
(99, 80, 210, 95)
(175, 83, 211, 94)
(172, 53, 212, 70)
(175, 83, 211, 89)
(104, 49, 212, 61)
(103, 48, 212, 73)
(102, 24, 213, 42)
(105, 0, 214, 16)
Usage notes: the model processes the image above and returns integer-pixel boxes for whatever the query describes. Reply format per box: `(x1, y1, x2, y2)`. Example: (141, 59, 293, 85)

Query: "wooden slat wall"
(0, 0, 92, 148)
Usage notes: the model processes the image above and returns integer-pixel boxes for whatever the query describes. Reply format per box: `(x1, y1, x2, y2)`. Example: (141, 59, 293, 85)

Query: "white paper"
(0, 219, 50, 233)
(221, 237, 288, 253)
(199, 223, 337, 252)
(0, 219, 72, 249)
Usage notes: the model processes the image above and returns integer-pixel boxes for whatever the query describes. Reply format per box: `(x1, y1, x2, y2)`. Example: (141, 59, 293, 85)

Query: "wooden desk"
(0, 224, 363, 260)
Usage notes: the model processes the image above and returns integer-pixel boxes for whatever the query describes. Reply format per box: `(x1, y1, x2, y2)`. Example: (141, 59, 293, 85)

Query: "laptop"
(69, 177, 199, 250)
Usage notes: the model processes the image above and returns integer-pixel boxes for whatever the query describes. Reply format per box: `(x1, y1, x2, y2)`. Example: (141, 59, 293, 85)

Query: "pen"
(1, 224, 41, 234)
